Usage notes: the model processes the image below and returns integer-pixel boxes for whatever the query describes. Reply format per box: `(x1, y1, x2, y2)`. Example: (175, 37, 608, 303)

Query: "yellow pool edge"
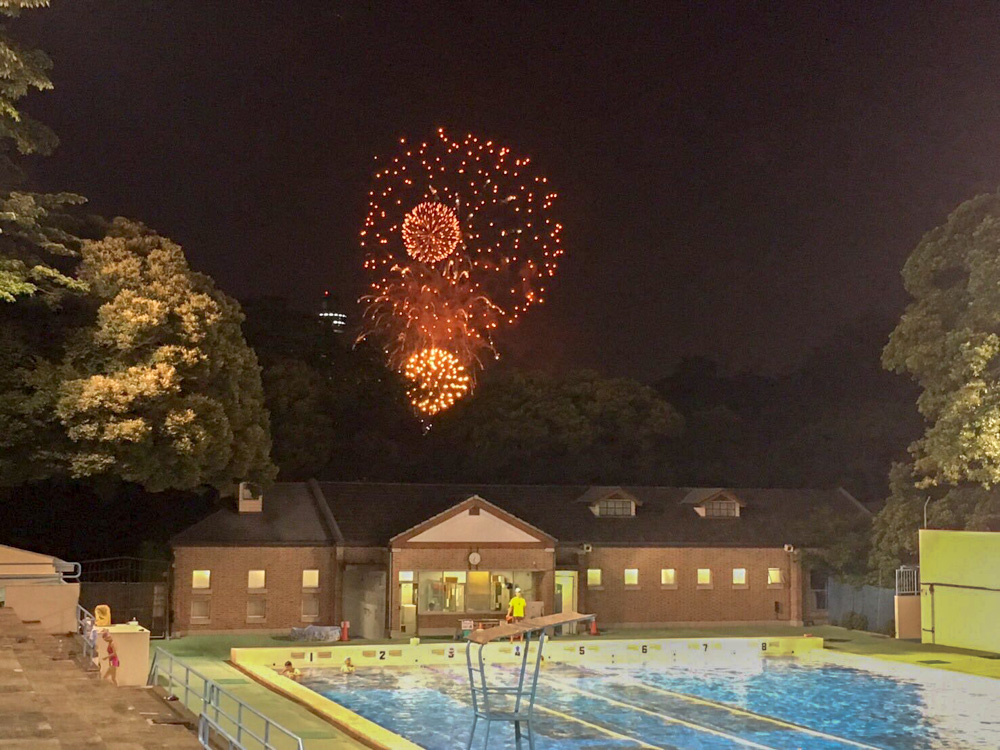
(231, 660, 422, 750)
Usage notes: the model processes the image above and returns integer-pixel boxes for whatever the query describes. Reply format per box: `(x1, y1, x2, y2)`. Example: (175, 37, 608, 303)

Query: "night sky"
(19, 2, 1000, 380)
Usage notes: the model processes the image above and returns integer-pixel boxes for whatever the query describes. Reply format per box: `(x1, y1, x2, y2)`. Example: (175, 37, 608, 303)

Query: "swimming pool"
(299, 653, 1000, 749)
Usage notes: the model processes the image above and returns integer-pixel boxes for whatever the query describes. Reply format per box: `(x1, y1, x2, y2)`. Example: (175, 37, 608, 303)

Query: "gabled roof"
(573, 486, 642, 506)
(171, 482, 870, 549)
(390, 495, 555, 546)
(171, 482, 337, 547)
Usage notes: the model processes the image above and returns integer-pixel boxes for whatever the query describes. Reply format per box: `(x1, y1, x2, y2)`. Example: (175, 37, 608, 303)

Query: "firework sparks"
(401, 201, 462, 263)
(359, 128, 565, 415)
(403, 347, 471, 416)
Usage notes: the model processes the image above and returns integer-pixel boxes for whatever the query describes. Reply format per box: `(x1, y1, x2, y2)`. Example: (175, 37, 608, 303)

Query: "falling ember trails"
(402, 201, 462, 263)
(358, 127, 566, 414)
(403, 348, 471, 416)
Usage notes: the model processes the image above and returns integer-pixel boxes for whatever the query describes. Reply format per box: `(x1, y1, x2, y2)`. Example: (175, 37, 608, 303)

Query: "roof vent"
(238, 482, 263, 513)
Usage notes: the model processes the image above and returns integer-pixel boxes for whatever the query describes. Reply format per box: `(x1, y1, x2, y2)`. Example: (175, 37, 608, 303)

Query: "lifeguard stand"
(465, 611, 594, 749)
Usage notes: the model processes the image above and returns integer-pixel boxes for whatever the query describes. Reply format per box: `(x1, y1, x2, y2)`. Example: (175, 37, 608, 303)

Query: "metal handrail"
(75, 604, 98, 665)
(149, 648, 304, 750)
(0, 559, 81, 582)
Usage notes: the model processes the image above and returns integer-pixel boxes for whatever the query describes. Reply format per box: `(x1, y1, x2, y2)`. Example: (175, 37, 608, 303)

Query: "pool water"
(300, 655, 1000, 749)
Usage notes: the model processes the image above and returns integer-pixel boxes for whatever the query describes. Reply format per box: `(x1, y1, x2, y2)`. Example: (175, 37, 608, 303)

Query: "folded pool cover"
(290, 624, 342, 642)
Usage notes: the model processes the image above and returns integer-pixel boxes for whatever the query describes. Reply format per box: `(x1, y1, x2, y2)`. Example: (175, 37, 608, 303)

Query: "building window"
(587, 568, 603, 587)
(704, 499, 739, 517)
(302, 569, 319, 589)
(302, 594, 320, 620)
(191, 599, 210, 621)
(624, 568, 639, 586)
(596, 498, 634, 517)
(191, 570, 211, 589)
(398, 570, 414, 582)
(415, 570, 532, 614)
(248, 570, 266, 590)
(768, 568, 784, 587)
(660, 568, 676, 588)
(697, 568, 712, 588)
(732, 568, 747, 587)
(247, 598, 266, 621)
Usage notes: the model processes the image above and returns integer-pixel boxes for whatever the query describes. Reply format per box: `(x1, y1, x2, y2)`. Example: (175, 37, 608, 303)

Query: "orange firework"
(359, 128, 565, 414)
(403, 348, 471, 416)
(360, 128, 564, 326)
(401, 201, 462, 263)
(359, 261, 501, 370)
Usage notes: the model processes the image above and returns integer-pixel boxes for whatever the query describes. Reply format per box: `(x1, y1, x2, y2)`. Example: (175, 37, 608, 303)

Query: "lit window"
(697, 568, 712, 586)
(587, 569, 602, 587)
(399, 570, 414, 582)
(597, 499, 634, 516)
(704, 499, 738, 517)
(660, 568, 676, 586)
(191, 599, 210, 621)
(248, 570, 266, 589)
(302, 569, 319, 589)
(733, 568, 747, 586)
(191, 570, 211, 589)
(302, 594, 320, 619)
(247, 598, 266, 620)
(768, 568, 783, 586)
(624, 568, 639, 586)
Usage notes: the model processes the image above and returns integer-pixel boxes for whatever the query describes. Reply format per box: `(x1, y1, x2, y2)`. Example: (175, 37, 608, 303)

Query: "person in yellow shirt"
(507, 587, 526, 622)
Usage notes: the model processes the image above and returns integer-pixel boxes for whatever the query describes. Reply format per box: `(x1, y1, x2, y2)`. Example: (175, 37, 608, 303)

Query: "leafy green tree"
(0, 0, 87, 302)
(428, 370, 684, 483)
(883, 193, 1000, 487)
(242, 297, 422, 481)
(1, 219, 276, 491)
(871, 194, 1000, 578)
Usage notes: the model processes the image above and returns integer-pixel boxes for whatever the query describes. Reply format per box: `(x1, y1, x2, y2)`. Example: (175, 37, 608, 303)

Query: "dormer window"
(596, 498, 635, 517)
(684, 489, 745, 518)
(704, 498, 739, 518)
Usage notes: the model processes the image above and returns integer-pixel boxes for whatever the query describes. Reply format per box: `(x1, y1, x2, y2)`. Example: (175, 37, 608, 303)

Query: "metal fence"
(895, 566, 920, 596)
(148, 648, 304, 750)
(79, 557, 170, 638)
(827, 579, 895, 633)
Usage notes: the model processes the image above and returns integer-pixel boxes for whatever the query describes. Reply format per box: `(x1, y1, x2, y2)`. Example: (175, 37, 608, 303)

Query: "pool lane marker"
(539, 676, 781, 750)
(531, 704, 665, 750)
(425, 665, 662, 749)
(618, 679, 883, 750)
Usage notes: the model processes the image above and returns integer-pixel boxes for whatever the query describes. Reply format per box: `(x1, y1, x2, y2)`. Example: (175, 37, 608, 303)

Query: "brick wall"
(577, 547, 802, 626)
(389, 546, 555, 633)
(172, 546, 337, 634)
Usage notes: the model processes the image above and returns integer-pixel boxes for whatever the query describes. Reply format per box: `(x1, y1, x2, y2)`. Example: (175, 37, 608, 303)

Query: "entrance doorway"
(554, 571, 578, 634)
(342, 566, 387, 640)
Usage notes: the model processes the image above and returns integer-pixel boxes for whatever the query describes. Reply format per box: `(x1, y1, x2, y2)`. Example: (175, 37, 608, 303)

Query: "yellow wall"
(919, 530, 1000, 653)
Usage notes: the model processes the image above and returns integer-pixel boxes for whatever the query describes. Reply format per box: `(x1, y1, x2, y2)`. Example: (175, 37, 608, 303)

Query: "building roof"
(171, 482, 869, 549)
(171, 482, 337, 547)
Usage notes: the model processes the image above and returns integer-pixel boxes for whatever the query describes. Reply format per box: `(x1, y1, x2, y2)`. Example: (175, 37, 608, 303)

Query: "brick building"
(170, 483, 868, 637)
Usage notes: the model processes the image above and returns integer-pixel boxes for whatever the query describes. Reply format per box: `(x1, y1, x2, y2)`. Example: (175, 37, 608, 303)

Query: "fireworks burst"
(401, 201, 462, 263)
(358, 127, 565, 415)
(403, 348, 471, 416)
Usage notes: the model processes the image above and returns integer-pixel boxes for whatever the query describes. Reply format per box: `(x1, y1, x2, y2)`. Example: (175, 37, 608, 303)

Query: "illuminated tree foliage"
(0, 0, 87, 303)
(871, 194, 1000, 577)
(0, 219, 276, 491)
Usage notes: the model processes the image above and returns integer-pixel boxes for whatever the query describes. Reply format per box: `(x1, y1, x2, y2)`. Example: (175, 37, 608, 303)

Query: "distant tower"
(318, 290, 347, 334)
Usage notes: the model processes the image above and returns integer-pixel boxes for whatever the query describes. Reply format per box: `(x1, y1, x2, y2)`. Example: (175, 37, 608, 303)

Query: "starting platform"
(465, 611, 595, 749)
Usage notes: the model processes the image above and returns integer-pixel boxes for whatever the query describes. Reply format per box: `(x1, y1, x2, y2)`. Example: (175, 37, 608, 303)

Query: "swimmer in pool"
(280, 661, 301, 681)
(341, 657, 355, 674)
